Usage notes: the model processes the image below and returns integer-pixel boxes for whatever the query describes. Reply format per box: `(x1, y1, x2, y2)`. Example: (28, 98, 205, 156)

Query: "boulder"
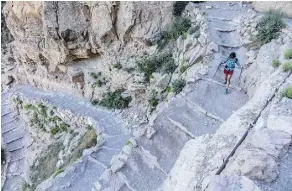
(252, 2, 292, 18)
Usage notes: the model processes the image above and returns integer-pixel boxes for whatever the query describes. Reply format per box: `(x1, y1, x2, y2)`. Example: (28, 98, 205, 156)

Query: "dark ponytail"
(230, 52, 236, 58)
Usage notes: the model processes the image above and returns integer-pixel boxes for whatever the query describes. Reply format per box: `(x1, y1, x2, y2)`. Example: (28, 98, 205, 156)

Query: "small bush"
(23, 104, 33, 110)
(98, 89, 132, 109)
(53, 168, 64, 178)
(91, 99, 99, 105)
(89, 72, 101, 79)
(172, 79, 186, 94)
(284, 49, 292, 60)
(255, 10, 286, 45)
(282, 87, 292, 99)
(282, 62, 292, 72)
(86, 125, 93, 130)
(50, 127, 59, 135)
(59, 123, 69, 132)
(93, 80, 103, 88)
(137, 52, 175, 81)
(180, 65, 188, 73)
(21, 181, 32, 191)
(49, 110, 54, 116)
(161, 16, 191, 42)
(182, 32, 187, 39)
(272, 59, 281, 68)
(148, 90, 159, 109)
(173, 1, 189, 16)
(161, 57, 177, 74)
(113, 62, 122, 69)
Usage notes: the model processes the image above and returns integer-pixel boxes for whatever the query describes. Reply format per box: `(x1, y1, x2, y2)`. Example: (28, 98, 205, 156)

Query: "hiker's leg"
(226, 74, 231, 89)
(224, 74, 227, 84)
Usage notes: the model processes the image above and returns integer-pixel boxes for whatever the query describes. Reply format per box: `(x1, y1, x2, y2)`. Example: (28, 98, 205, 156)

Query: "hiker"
(221, 52, 242, 94)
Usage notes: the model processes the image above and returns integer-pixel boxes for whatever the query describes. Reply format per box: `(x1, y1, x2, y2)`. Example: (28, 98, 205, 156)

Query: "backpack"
(225, 58, 238, 70)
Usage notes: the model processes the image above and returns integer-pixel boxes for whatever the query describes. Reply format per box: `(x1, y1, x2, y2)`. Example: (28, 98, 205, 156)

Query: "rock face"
(252, 2, 292, 18)
(3, 1, 173, 71)
(1, 1, 174, 101)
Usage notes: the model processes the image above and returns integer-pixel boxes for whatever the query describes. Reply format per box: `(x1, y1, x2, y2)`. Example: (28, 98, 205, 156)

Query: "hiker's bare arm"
(236, 60, 242, 68)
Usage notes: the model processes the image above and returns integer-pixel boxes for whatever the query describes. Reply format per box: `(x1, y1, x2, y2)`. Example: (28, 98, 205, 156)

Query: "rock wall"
(3, 1, 173, 70)
(1, 1, 173, 99)
(252, 2, 292, 18)
(2, 1, 211, 116)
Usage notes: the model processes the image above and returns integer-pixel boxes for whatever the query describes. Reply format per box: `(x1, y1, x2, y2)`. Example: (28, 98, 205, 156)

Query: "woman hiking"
(221, 52, 242, 94)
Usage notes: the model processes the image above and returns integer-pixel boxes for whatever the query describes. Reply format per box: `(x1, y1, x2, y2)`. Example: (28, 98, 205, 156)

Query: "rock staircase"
(1, 91, 26, 191)
(1, 2, 253, 191)
(93, 2, 251, 191)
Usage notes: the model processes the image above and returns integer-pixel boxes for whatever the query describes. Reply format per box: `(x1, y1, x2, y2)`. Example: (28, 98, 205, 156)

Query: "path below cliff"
(1, 2, 252, 191)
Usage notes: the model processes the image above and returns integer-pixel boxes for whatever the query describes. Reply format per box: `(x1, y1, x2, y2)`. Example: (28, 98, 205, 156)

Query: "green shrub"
(160, 56, 176, 74)
(93, 80, 103, 88)
(89, 72, 101, 79)
(113, 62, 122, 69)
(21, 181, 31, 191)
(172, 79, 186, 94)
(59, 123, 69, 132)
(53, 168, 64, 178)
(282, 87, 292, 99)
(161, 16, 191, 42)
(255, 10, 286, 45)
(91, 99, 99, 105)
(86, 125, 93, 130)
(23, 104, 33, 110)
(173, 1, 189, 16)
(167, 86, 173, 92)
(182, 32, 187, 39)
(180, 65, 188, 73)
(49, 110, 54, 116)
(50, 127, 59, 135)
(282, 62, 292, 72)
(98, 89, 132, 109)
(272, 59, 281, 68)
(148, 90, 159, 109)
(284, 49, 292, 60)
(137, 52, 175, 81)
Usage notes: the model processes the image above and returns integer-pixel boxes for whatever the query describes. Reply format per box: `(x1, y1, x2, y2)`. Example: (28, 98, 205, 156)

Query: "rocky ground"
(1, 1, 292, 191)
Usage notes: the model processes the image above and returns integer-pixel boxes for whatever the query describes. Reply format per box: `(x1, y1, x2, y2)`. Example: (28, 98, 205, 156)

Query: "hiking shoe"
(225, 89, 228, 94)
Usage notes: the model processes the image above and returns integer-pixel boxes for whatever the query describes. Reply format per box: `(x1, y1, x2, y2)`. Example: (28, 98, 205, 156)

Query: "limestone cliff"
(3, 1, 173, 70)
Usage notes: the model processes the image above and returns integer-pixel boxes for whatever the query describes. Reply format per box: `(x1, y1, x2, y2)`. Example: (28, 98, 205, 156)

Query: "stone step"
(2, 113, 17, 124)
(48, 157, 106, 191)
(7, 158, 25, 175)
(2, 174, 23, 191)
(163, 97, 221, 137)
(90, 147, 121, 167)
(10, 149, 25, 162)
(3, 127, 25, 144)
(102, 134, 130, 150)
(1, 106, 14, 116)
(1, 118, 18, 126)
(1, 122, 22, 134)
(95, 119, 129, 136)
(5, 138, 24, 152)
(117, 147, 168, 191)
(185, 79, 248, 120)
